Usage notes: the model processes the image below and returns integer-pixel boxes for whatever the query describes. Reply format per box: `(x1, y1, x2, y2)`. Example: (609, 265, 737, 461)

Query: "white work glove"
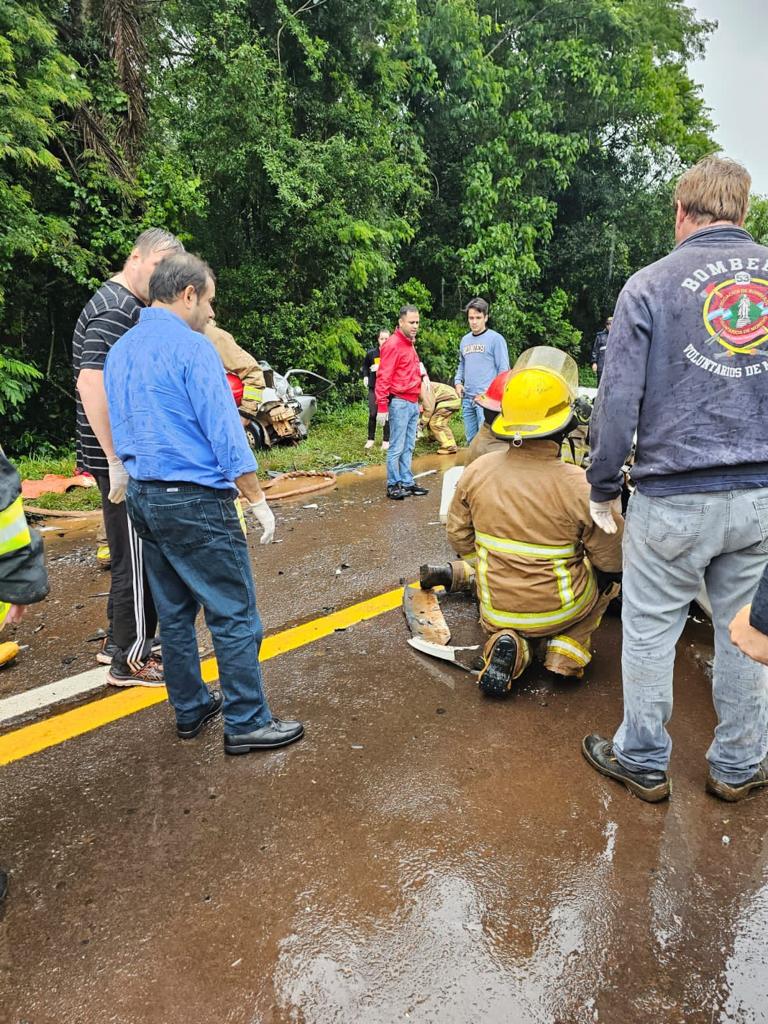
(376, 411, 388, 427)
(107, 456, 129, 504)
(589, 497, 621, 534)
(250, 496, 276, 545)
(363, 376, 369, 389)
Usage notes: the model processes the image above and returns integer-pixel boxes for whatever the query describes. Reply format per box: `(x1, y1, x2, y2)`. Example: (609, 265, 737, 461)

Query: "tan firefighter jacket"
(466, 423, 510, 465)
(204, 322, 266, 418)
(420, 381, 460, 418)
(447, 441, 623, 635)
(420, 381, 459, 433)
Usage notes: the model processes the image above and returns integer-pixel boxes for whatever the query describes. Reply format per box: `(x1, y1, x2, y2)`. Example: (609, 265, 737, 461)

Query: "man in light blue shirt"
(454, 298, 510, 443)
(104, 252, 304, 755)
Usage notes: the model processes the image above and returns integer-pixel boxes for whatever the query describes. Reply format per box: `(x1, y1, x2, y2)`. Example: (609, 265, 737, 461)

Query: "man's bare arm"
(76, 369, 116, 459)
(235, 471, 266, 505)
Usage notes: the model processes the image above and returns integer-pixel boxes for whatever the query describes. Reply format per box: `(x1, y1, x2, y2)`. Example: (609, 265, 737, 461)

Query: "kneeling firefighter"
(423, 346, 623, 695)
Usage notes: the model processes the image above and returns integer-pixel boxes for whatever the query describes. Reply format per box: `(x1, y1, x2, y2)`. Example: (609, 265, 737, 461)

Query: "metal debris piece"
(408, 635, 482, 673)
(403, 586, 451, 645)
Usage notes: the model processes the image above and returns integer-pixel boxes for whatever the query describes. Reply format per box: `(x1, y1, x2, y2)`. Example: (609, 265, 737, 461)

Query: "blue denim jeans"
(126, 480, 272, 733)
(614, 488, 768, 784)
(461, 397, 484, 444)
(387, 398, 419, 488)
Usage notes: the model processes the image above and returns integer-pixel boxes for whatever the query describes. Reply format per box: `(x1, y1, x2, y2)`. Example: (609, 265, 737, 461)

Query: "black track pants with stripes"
(96, 473, 158, 673)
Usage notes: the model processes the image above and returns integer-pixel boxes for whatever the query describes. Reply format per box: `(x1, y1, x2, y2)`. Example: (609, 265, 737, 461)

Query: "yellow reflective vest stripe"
(242, 384, 263, 403)
(475, 531, 577, 560)
(234, 497, 248, 537)
(0, 497, 31, 556)
(475, 533, 596, 630)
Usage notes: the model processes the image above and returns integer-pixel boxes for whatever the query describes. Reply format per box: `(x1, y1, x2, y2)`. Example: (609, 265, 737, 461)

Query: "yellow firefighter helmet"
(492, 346, 578, 441)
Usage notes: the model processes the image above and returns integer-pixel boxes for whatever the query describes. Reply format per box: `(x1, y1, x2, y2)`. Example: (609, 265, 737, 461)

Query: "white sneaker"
(364, 439, 375, 450)
(381, 441, 390, 451)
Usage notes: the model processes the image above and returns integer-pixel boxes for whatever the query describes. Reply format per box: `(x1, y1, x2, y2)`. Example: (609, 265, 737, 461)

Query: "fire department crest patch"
(703, 273, 768, 353)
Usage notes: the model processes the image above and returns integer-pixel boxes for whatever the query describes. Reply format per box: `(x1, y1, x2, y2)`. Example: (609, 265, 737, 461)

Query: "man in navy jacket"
(583, 156, 768, 804)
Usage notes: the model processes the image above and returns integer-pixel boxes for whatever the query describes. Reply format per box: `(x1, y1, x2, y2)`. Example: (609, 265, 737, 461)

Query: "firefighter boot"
(419, 559, 474, 592)
(419, 564, 452, 590)
(477, 630, 532, 697)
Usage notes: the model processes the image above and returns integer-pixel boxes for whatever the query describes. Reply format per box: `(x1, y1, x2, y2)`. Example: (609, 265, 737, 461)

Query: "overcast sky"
(687, 0, 768, 194)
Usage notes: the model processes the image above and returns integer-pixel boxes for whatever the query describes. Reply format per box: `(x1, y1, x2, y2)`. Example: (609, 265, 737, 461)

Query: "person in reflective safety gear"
(419, 379, 461, 454)
(431, 347, 624, 694)
(0, 449, 49, 905)
(204, 319, 265, 418)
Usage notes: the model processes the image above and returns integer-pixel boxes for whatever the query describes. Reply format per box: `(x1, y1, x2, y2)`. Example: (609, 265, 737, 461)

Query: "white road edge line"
(0, 666, 108, 725)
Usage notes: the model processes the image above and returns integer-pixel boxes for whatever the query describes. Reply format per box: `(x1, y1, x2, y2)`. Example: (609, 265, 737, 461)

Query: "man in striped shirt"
(73, 228, 183, 685)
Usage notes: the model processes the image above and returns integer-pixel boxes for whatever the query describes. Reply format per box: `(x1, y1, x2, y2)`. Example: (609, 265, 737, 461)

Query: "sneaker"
(381, 441, 389, 451)
(437, 447, 458, 455)
(404, 484, 429, 496)
(386, 485, 407, 500)
(581, 734, 670, 802)
(706, 757, 768, 802)
(96, 544, 112, 569)
(364, 439, 375, 450)
(96, 637, 119, 665)
(107, 655, 165, 688)
(98, 636, 161, 665)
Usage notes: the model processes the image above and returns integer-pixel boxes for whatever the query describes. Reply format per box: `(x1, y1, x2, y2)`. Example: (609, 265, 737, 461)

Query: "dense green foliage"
(1, 0, 720, 451)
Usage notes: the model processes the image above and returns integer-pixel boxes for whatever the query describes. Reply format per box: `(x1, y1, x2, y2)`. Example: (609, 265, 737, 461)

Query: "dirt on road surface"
(1, 457, 767, 1024)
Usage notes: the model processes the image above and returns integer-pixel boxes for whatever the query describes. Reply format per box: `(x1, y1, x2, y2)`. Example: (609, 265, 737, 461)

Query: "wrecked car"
(243, 364, 332, 450)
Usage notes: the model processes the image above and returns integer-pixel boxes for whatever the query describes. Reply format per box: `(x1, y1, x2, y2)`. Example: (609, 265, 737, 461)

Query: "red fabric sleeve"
(374, 336, 397, 412)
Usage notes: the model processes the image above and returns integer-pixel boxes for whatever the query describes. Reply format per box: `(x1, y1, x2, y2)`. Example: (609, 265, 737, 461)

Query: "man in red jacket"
(375, 305, 429, 500)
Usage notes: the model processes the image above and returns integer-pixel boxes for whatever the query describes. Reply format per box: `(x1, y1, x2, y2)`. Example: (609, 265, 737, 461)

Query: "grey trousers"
(614, 487, 768, 784)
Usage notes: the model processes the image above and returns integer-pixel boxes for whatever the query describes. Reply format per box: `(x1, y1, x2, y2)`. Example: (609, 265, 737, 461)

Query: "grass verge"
(15, 401, 467, 512)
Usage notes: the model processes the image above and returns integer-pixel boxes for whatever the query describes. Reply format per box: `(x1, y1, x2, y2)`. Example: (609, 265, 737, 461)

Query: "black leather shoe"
(706, 756, 768, 801)
(419, 563, 453, 590)
(582, 734, 670, 802)
(224, 718, 305, 755)
(176, 688, 224, 739)
(404, 484, 429, 496)
(386, 485, 407, 500)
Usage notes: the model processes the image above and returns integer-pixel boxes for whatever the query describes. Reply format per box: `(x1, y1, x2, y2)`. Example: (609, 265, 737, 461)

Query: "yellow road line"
(0, 586, 404, 768)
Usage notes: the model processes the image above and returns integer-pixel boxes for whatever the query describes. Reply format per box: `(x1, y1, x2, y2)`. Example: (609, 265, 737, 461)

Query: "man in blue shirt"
(104, 252, 304, 754)
(454, 298, 510, 443)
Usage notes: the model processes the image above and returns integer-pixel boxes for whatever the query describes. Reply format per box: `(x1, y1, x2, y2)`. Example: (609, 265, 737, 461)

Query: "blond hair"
(675, 156, 751, 226)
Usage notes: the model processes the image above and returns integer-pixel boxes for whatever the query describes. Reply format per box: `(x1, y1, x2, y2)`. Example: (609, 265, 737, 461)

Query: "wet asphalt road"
(1, 456, 768, 1023)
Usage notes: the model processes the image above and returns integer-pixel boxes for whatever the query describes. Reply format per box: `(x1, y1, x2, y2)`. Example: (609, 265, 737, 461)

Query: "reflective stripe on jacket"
(0, 453, 49, 605)
(0, 497, 30, 554)
(421, 382, 460, 417)
(446, 441, 623, 635)
(204, 322, 266, 417)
